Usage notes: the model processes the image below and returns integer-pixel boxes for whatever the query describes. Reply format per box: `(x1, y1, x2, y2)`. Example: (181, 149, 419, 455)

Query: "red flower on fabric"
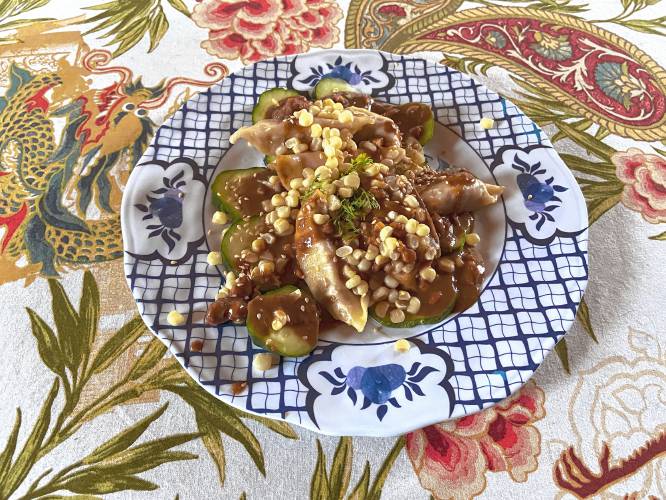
(377, 5, 407, 17)
(192, 0, 343, 63)
(406, 381, 545, 500)
(612, 148, 666, 223)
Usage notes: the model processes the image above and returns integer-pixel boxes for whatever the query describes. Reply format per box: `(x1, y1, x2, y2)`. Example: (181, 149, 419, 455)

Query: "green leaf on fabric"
(79, 270, 100, 359)
(196, 411, 226, 486)
(649, 230, 666, 240)
(166, 0, 189, 16)
(27, 308, 66, 377)
(310, 440, 330, 500)
(553, 121, 617, 161)
(90, 316, 147, 374)
(367, 436, 405, 500)
(57, 472, 159, 495)
(555, 339, 571, 374)
(1, 379, 59, 498)
(328, 437, 352, 500)
(166, 384, 266, 476)
(576, 298, 598, 343)
(147, 5, 168, 52)
(348, 461, 370, 500)
(127, 338, 167, 381)
(0, 409, 21, 485)
(49, 279, 82, 371)
(235, 410, 298, 440)
(83, 0, 181, 57)
(82, 404, 168, 464)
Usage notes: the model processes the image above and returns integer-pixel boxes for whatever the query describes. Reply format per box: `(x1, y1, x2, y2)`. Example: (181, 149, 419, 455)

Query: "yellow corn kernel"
(416, 224, 431, 237)
(298, 110, 314, 127)
(310, 123, 323, 138)
(167, 310, 186, 326)
(207, 251, 223, 266)
(394, 338, 411, 352)
(480, 117, 495, 129)
(212, 211, 228, 225)
(253, 353, 274, 371)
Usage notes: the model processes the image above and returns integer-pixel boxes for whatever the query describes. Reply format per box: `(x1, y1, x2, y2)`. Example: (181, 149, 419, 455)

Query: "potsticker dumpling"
(416, 170, 504, 216)
(295, 193, 368, 332)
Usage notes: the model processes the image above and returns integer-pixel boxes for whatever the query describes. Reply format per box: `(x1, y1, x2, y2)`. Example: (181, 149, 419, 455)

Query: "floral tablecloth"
(0, 1, 664, 499)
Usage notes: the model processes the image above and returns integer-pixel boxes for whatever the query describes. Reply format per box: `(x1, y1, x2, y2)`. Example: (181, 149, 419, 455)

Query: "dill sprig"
(332, 188, 379, 238)
(301, 176, 326, 201)
(347, 152, 373, 173)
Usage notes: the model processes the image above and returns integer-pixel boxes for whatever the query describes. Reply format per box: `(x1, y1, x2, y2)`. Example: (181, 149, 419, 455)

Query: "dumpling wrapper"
(417, 171, 504, 216)
(274, 152, 325, 190)
(229, 107, 398, 155)
(295, 194, 368, 332)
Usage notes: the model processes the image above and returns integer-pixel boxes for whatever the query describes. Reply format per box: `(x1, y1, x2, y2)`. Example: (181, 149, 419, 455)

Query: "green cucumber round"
(221, 215, 265, 271)
(420, 112, 435, 145)
(247, 285, 319, 357)
(211, 167, 272, 220)
(252, 88, 300, 124)
(313, 78, 356, 99)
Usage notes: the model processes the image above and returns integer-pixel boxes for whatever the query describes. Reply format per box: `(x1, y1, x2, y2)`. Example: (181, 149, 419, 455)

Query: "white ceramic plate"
(122, 49, 588, 436)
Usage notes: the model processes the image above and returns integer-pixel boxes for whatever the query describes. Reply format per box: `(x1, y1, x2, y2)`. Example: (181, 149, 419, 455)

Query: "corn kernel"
(407, 297, 421, 315)
(276, 205, 291, 219)
(273, 218, 293, 235)
(225, 271, 237, 286)
(327, 194, 342, 211)
(372, 286, 389, 300)
(390, 309, 406, 324)
(395, 214, 409, 224)
(343, 171, 360, 189)
(329, 136, 343, 149)
(333, 102, 344, 111)
(465, 232, 481, 246)
(313, 213, 330, 225)
(358, 259, 371, 272)
(364, 163, 380, 176)
(437, 257, 455, 273)
(398, 290, 411, 301)
(379, 226, 393, 241)
(212, 211, 228, 225)
(303, 167, 315, 178)
(366, 245, 379, 260)
(374, 254, 389, 266)
(167, 310, 186, 326)
(419, 266, 436, 282)
(343, 264, 356, 279)
(375, 301, 390, 318)
(394, 339, 411, 352)
(384, 275, 399, 288)
(403, 194, 419, 208)
(315, 166, 332, 180)
(480, 117, 495, 129)
(271, 194, 285, 207)
(285, 194, 299, 208)
(298, 110, 314, 127)
(339, 109, 354, 124)
(325, 156, 339, 168)
(330, 128, 341, 137)
(290, 177, 304, 190)
(345, 275, 362, 289)
(336, 245, 353, 258)
(416, 224, 431, 237)
(258, 260, 275, 275)
(251, 238, 266, 253)
(338, 186, 353, 198)
(207, 251, 223, 266)
(285, 137, 299, 149)
(323, 145, 336, 157)
(293, 143, 309, 154)
(405, 218, 418, 234)
(253, 353, 274, 371)
(355, 281, 369, 296)
(310, 123, 323, 138)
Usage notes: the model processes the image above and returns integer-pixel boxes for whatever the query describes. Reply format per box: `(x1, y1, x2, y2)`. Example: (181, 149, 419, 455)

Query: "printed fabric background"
(0, 0, 664, 498)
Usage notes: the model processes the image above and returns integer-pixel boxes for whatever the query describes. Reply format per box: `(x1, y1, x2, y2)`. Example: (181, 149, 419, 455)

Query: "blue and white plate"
(121, 49, 589, 437)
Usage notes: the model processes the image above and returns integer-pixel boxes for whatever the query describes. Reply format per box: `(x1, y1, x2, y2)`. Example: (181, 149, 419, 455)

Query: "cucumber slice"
(252, 88, 300, 124)
(313, 78, 356, 99)
(247, 285, 319, 356)
(370, 274, 458, 328)
(212, 167, 272, 220)
(221, 215, 265, 271)
(420, 112, 435, 145)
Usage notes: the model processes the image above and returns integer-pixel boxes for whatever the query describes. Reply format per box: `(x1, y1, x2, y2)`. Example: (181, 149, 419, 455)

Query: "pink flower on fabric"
(193, 0, 343, 64)
(613, 148, 666, 223)
(406, 381, 545, 500)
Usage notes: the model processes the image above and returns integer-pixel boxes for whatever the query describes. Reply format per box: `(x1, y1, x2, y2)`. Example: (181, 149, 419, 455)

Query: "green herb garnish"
(347, 153, 373, 173)
(301, 176, 326, 201)
(332, 188, 379, 239)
